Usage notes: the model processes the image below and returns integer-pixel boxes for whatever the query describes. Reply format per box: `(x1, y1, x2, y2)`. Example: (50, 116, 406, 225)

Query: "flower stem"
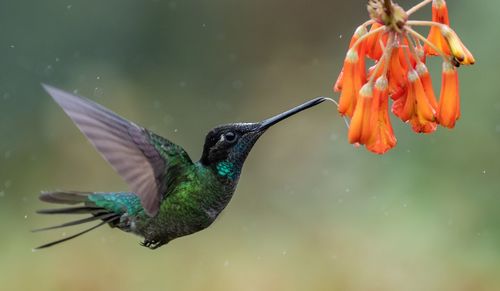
(404, 33, 422, 67)
(368, 33, 394, 84)
(406, 27, 451, 64)
(362, 19, 376, 27)
(407, 20, 445, 28)
(406, 0, 432, 16)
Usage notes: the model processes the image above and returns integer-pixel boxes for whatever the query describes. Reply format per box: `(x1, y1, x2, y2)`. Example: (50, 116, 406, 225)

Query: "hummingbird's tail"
(34, 191, 122, 250)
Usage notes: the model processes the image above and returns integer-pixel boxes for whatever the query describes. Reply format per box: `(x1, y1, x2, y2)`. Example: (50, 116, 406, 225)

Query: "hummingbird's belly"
(133, 196, 225, 244)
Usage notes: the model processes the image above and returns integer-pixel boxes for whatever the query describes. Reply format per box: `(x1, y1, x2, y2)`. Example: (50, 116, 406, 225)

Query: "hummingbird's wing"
(42, 84, 193, 217)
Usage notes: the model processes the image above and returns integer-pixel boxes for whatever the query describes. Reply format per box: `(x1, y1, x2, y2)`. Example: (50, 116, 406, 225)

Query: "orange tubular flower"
(337, 27, 368, 117)
(333, 0, 474, 154)
(425, 0, 450, 56)
(348, 83, 374, 145)
(366, 23, 386, 60)
(366, 77, 397, 154)
(437, 62, 460, 128)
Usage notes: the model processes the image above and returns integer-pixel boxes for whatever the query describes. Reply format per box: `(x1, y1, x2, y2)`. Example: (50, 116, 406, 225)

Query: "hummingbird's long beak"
(258, 97, 327, 130)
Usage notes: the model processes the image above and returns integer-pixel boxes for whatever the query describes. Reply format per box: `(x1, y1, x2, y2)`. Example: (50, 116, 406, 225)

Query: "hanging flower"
(335, 0, 475, 154)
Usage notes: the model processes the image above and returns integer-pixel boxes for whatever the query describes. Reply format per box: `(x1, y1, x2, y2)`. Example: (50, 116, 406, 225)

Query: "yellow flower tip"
(440, 26, 474, 65)
(375, 76, 388, 91)
(433, 0, 447, 9)
(354, 25, 368, 38)
(416, 63, 429, 76)
(408, 70, 419, 83)
(442, 60, 455, 73)
(359, 83, 374, 98)
(346, 49, 359, 63)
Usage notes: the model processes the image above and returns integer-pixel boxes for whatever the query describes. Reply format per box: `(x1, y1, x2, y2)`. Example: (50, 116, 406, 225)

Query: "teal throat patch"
(216, 161, 237, 180)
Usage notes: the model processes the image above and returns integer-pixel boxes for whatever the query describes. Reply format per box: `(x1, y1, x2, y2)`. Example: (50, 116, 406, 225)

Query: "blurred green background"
(0, 0, 498, 290)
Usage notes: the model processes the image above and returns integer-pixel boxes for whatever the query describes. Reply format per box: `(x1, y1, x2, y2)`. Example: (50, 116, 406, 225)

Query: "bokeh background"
(0, 0, 498, 290)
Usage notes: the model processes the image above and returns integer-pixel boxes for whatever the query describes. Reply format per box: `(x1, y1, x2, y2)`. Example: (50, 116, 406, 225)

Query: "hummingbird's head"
(199, 97, 326, 181)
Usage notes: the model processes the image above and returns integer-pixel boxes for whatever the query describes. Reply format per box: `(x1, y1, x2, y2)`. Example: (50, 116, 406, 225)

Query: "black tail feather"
(34, 215, 120, 250)
(32, 213, 118, 232)
(35, 190, 122, 249)
(39, 191, 92, 205)
(37, 206, 104, 215)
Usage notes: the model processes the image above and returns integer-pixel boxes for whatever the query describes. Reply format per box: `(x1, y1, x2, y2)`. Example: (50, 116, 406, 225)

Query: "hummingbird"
(35, 84, 327, 250)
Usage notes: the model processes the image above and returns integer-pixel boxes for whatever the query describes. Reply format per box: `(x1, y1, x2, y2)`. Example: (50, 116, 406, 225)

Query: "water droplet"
(44, 64, 54, 75)
(223, 260, 229, 267)
(67, 4, 72, 9)
(174, 129, 178, 133)
(62, 232, 67, 237)
(96, 76, 101, 80)
(345, 188, 350, 193)
(403, 203, 408, 208)
(94, 87, 103, 97)
(482, 170, 487, 174)
(55, 57, 60, 62)
(73, 89, 79, 94)
(202, 23, 207, 28)
(9, 44, 15, 48)
(24, 215, 28, 219)
(281, 250, 287, 255)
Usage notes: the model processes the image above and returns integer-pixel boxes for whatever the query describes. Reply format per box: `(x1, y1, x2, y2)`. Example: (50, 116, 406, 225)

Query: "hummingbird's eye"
(224, 132, 237, 143)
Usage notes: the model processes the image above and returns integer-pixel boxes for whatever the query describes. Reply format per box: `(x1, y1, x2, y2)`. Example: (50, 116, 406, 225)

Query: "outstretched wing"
(42, 84, 192, 217)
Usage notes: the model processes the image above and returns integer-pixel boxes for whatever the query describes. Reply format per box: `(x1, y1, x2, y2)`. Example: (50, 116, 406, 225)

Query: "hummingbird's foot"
(140, 239, 164, 250)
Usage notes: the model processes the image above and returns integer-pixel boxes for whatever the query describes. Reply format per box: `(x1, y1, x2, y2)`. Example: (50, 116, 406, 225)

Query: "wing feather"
(42, 84, 191, 216)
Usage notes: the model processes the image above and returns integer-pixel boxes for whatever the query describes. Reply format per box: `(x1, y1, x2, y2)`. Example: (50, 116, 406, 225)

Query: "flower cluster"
(334, 0, 474, 154)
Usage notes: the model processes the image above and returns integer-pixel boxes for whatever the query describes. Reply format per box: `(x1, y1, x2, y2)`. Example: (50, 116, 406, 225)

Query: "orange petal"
(432, 0, 450, 25)
(366, 77, 397, 154)
(348, 84, 374, 145)
(409, 70, 437, 133)
(425, 1, 451, 56)
(410, 116, 438, 133)
(334, 69, 344, 92)
(366, 23, 387, 60)
(388, 48, 408, 94)
(437, 62, 460, 128)
(416, 63, 438, 110)
(338, 27, 368, 116)
(425, 27, 450, 56)
(392, 70, 437, 131)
